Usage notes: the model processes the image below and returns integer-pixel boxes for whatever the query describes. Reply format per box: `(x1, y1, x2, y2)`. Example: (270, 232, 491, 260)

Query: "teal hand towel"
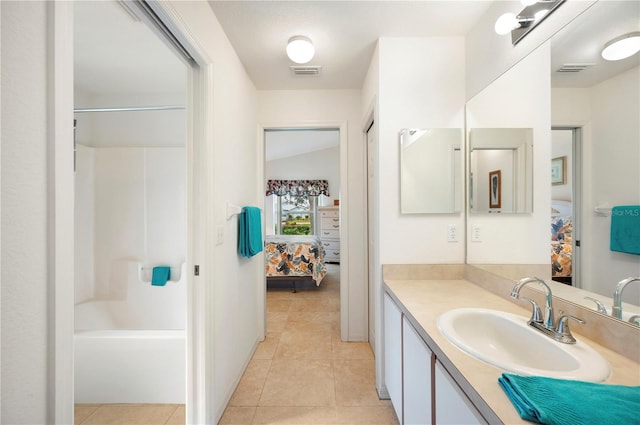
(498, 373, 640, 425)
(151, 266, 171, 286)
(238, 206, 262, 258)
(610, 205, 640, 255)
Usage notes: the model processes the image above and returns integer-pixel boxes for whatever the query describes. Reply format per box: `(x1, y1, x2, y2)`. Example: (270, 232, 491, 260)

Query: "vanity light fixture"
(601, 32, 640, 61)
(495, 0, 565, 45)
(286, 36, 315, 64)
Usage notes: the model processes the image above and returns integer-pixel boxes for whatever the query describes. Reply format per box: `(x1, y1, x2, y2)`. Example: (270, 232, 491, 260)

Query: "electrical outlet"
(216, 225, 224, 245)
(471, 224, 481, 242)
(447, 224, 458, 242)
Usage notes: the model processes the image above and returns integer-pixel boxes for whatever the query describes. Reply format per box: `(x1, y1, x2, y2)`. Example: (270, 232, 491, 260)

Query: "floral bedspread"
(264, 235, 327, 285)
(551, 216, 572, 277)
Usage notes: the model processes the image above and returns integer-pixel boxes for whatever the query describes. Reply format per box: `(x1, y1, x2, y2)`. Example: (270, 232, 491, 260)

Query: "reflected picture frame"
(489, 170, 501, 209)
(551, 156, 566, 186)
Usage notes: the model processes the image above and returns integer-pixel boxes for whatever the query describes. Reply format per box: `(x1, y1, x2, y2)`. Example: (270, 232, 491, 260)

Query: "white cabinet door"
(435, 361, 484, 425)
(384, 293, 403, 423)
(403, 317, 432, 425)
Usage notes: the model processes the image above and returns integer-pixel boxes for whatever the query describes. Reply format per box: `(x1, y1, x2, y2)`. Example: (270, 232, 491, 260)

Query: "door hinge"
(194, 265, 200, 276)
(576, 240, 581, 247)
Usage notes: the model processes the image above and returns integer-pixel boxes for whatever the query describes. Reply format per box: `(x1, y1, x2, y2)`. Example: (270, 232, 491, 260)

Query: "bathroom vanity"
(383, 265, 640, 424)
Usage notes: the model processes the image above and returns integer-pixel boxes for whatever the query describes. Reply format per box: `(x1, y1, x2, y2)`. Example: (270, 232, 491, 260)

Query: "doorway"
(73, 0, 188, 412)
(551, 127, 581, 287)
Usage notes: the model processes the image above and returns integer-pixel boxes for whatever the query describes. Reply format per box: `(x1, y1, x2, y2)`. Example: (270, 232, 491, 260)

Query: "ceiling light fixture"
(495, 0, 564, 45)
(601, 32, 640, 61)
(286, 36, 315, 64)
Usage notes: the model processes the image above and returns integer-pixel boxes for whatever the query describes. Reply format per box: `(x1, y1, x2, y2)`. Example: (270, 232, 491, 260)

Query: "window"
(276, 194, 317, 235)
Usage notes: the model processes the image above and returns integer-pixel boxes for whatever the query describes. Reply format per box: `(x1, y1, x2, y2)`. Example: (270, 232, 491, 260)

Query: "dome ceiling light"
(286, 36, 315, 64)
(601, 32, 640, 61)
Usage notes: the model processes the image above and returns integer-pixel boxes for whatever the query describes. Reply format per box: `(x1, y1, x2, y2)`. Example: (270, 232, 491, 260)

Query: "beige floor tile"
(75, 404, 101, 425)
(283, 319, 333, 333)
(253, 406, 338, 424)
(273, 330, 332, 359)
(229, 359, 272, 406)
(267, 299, 293, 313)
(253, 332, 282, 360)
(289, 297, 339, 313)
(336, 406, 400, 424)
(331, 341, 374, 360)
(334, 359, 389, 407)
(287, 311, 338, 324)
(79, 404, 179, 425)
(259, 359, 336, 407)
(267, 312, 289, 332)
(219, 406, 256, 424)
(165, 405, 185, 425)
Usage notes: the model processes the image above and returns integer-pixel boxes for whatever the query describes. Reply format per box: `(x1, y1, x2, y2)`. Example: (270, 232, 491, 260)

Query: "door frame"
(258, 121, 349, 340)
(50, 2, 215, 423)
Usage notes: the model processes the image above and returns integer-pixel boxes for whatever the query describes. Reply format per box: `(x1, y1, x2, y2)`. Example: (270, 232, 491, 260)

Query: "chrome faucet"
(511, 277, 584, 344)
(511, 277, 555, 330)
(612, 277, 640, 320)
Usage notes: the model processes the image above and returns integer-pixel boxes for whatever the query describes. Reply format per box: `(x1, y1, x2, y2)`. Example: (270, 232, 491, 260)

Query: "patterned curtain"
(266, 179, 330, 197)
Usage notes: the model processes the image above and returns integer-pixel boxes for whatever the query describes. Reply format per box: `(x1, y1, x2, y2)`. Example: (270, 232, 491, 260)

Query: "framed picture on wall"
(551, 156, 566, 185)
(489, 170, 501, 209)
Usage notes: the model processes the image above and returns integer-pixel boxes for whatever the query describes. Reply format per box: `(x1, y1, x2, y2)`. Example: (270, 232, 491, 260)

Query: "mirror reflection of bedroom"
(551, 128, 576, 286)
(263, 128, 341, 337)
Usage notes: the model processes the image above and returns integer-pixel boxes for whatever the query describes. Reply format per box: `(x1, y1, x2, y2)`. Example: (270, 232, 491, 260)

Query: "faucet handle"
(584, 297, 608, 314)
(554, 315, 585, 344)
(521, 297, 543, 324)
(628, 315, 640, 326)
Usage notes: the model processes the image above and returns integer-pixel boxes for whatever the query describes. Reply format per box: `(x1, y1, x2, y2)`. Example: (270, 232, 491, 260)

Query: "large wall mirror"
(467, 0, 640, 325)
(400, 128, 462, 214)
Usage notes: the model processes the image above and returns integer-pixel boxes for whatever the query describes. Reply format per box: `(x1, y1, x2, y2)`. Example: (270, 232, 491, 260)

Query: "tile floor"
(220, 264, 399, 424)
(75, 264, 398, 425)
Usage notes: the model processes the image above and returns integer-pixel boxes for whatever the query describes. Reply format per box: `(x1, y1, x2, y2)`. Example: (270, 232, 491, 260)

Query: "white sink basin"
(437, 308, 611, 382)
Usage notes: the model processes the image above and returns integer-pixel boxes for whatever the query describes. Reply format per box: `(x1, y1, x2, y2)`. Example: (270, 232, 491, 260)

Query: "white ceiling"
(207, 1, 494, 90)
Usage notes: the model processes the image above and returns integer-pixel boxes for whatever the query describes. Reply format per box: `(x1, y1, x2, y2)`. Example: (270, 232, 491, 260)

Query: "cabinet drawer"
(321, 217, 340, 230)
(319, 209, 339, 218)
(321, 240, 340, 251)
(319, 229, 339, 239)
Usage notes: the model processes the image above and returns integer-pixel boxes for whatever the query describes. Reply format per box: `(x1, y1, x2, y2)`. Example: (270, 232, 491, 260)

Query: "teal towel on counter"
(151, 266, 171, 286)
(610, 205, 640, 255)
(238, 206, 262, 258)
(498, 373, 640, 425)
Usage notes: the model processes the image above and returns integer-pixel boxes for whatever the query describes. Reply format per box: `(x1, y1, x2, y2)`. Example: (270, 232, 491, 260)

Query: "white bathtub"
(74, 262, 187, 403)
(74, 329, 185, 403)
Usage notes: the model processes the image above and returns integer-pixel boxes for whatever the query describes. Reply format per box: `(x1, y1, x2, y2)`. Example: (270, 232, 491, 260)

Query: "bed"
(551, 200, 573, 284)
(264, 235, 327, 291)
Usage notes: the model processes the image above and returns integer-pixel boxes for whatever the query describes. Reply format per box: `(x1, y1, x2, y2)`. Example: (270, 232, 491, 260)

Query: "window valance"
(266, 179, 330, 197)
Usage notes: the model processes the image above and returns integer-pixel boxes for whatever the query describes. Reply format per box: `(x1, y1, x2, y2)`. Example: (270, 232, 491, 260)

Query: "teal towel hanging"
(238, 206, 262, 258)
(498, 373, 640, 425)
(610, 205, 640, 255)
(151, 266, 171, 286)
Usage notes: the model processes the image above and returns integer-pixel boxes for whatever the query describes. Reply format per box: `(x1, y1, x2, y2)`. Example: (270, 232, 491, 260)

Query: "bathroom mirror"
(467, 0, 640, 323)
(400, 128, 462, 214)
(469, 128, 533, 214)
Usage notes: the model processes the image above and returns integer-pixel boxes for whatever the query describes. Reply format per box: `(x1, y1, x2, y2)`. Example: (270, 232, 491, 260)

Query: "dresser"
(318, 206, 340, 263)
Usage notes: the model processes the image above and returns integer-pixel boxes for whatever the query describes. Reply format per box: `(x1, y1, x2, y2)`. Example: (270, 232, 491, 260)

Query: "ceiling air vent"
(290, 65, 322, 76)
(556, 63, 595, 73)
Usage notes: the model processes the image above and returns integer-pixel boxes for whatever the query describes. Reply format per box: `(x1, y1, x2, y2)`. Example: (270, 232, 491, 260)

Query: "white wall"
(257, 89, 367, 341)
(551, 129, 573, 202)
(377, 37, 466, 265)
(165, 2, 262, 421)
(75, 146, 186, 303)
(466, 43, 551, 264)
(1, 2, 50, 423)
